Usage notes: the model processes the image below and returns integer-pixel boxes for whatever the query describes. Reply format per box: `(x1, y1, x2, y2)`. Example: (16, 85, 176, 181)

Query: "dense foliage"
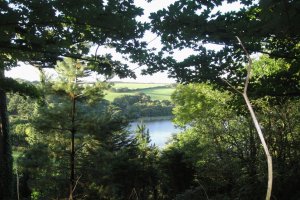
(112, 93, 173, 119)
(167, 83, 300, 200)
(148, 0, 300, 97)
(10, 79, 300, 199)
(9, 59, 161, 199)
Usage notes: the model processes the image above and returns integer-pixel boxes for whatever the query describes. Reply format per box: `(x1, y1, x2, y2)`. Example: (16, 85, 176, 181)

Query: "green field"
(111, 82, 167, 89)
(105, 82, 175, 101)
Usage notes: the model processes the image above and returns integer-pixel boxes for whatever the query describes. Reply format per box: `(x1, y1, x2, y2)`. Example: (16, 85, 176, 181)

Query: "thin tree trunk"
(237, 37, 273, 200)
(69, 95, 76, 200)
(0, 69, 13, 200)
(222, 37, 273, 200)
(248, 120, 257, 181)
(243, 94, 273, 200)
(16, 163, 20, 200)
(69, 66, 78, 200)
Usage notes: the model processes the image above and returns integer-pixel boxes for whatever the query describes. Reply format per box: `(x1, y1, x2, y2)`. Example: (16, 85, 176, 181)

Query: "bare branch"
(16, 163, 20, 200)
(94, 44, 101, 61)
(72, 174, 82, 194)
(236, 36, 273, 200)
(235, 36, 252, 94)
(221, 78, 242, 95)
(75, 143, 87, 154)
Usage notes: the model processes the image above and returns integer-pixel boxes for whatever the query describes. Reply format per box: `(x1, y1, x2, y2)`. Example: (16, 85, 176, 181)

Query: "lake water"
(129, 119, 181, 147)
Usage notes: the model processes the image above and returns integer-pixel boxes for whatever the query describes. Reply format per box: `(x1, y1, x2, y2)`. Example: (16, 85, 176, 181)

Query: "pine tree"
(31, 58, 110, 199)
(0, 1, 149, 196)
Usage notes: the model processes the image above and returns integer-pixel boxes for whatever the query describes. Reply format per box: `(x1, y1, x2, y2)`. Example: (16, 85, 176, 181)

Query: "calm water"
(129, 119, 181, 147)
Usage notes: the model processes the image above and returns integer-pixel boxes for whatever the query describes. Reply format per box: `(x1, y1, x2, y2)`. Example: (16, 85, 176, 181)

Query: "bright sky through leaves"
(5, 0, 242, 83)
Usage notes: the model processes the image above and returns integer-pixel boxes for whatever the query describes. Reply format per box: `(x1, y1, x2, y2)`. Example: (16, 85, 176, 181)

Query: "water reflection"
(129, 119, 181, 147)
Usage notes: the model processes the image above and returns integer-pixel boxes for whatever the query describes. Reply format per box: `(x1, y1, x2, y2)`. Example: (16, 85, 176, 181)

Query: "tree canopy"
(148, 0, 300, 96)
(0, 1, 151, 198)
(168, 82, 300, 200)
(1, 0, 150, 78)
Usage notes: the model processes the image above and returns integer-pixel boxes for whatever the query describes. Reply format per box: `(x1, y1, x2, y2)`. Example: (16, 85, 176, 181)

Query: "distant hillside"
(104, 82, 176, 101)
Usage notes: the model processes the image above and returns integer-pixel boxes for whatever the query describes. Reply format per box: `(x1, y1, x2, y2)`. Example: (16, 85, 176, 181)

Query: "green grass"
(104, 91, 134, 101)
(140, 88, 175, 100)
(105, 82, 176, 101)
(111, 82, 167, 89)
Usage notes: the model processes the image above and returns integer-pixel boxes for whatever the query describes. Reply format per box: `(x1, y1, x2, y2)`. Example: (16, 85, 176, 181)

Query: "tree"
(148, 0, 300, 96)
(0, 72, 12, 199)
(0, 76, 38, 199)
(133, 124, 159, 199)
(36, 58, 110, 199)
(149, 2, 300, 199)
(8, 88, 37, 148)
(16, 68, 164, 199)
(0, 1, 150, 197)
(159, 146, 196, 199)
(169, 82, 300, 199)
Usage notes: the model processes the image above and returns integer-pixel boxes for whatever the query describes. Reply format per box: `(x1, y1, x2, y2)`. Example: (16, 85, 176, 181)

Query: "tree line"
(112, 93, 173, 119)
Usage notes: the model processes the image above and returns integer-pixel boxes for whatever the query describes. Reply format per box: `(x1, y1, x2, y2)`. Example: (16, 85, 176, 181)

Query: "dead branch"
(236, 36, 273, 200)
(222, 37, 273, 200)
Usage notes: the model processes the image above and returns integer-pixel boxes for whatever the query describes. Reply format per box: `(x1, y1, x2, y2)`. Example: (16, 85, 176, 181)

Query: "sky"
(5, 0, 241, 83)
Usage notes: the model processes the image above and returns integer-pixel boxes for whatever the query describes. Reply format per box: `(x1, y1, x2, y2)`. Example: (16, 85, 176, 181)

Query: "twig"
(129, 188, 139, 200)
(94, 44, 100, 61)
(75, 143, 86, 153)
(147, 36, 159, 45)
(221, 78, 242, 95)
(198, 183, 210, 200)
(71, 174, 82, 194)
(16, 163, 20, 200)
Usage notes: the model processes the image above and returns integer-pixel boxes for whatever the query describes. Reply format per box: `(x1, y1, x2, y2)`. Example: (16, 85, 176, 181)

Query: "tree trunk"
(236, 36, 273, 200)
(243, 94, 273, 200)
(0, 69, 13, 200)
(69, 96, 76, 200)
(68, 62, 80, 200)
(248, 120, 257, 180)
